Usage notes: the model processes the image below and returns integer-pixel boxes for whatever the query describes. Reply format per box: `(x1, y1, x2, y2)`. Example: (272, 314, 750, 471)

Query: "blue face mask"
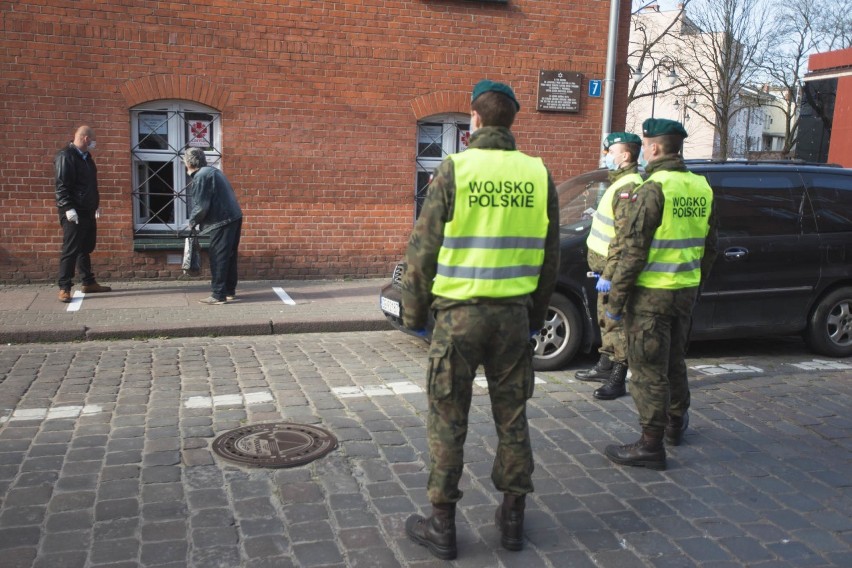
(604, 153, 618, 171)
(638, 147, 647, 169)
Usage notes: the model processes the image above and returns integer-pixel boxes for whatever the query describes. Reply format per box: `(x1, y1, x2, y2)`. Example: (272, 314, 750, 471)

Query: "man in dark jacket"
(184, 147, 243, 305)
(55, 125, 111, 303)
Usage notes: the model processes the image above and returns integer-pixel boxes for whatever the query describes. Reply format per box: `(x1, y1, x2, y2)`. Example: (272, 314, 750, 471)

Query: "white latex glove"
(95, 208, 101, 219)
(65, 209, 79, 224)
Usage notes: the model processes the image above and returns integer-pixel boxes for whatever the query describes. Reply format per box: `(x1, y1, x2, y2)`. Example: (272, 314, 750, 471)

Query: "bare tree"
(760, 1, 821, 155)
(627, 1, 691, 106)
(674, 0, 773, 159)
(813, 0, 852, 51)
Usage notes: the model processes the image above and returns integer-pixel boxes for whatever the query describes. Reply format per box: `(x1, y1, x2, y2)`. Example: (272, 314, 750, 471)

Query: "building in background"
(800, 47, 852, 167)
(0, 0, 632, 283)
(626, 5, 795, 161)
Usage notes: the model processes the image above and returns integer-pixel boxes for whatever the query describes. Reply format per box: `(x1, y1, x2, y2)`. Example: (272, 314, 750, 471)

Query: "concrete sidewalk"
(0, 279, 393, 344)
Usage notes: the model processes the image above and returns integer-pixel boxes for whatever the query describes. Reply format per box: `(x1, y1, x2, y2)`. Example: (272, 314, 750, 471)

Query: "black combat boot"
(405, 503, 457, 560)
(665, 410, 689, 446)
(495, 493, 526, 551)
(605, 430, 666, 470)
(593, 362, 628, 400)
(575, 354, 612, 381)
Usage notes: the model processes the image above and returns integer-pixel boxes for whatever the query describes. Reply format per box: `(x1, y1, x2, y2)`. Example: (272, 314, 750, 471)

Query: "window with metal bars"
(415, 114, 470, 219)
(131, 102, 222, 236)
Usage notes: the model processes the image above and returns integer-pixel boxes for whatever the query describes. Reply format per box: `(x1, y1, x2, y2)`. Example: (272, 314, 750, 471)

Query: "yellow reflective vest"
(586, 172, 644, 258)
(431, 148, 549, 300)
(636, 170, 713, 290)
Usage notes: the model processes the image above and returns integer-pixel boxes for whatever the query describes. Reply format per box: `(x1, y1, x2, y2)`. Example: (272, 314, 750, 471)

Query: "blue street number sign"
(588, 80, 602, 98)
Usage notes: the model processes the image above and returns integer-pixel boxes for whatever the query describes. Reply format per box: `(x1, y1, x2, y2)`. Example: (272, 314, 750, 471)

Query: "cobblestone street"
(0, 331, 850, 567)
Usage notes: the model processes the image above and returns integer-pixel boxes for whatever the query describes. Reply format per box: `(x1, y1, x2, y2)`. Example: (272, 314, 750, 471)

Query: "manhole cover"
(212, 422, 337, 468)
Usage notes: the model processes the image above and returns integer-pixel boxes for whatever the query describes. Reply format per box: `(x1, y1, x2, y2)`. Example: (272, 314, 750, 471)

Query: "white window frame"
(415, 113, 469, 219)
(130, 101, 222, 235)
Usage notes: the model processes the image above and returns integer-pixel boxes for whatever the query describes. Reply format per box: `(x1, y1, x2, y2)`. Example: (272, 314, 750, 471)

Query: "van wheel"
(804, 287, 852, 357)
(532, 292, 582, 371)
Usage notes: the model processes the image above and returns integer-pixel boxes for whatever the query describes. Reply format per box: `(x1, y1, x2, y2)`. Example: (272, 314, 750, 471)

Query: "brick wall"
(0, 0, 630, 283)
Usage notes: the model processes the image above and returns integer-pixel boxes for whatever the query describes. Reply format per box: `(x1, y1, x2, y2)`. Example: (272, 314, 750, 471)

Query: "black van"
(379, 161, 852, 370)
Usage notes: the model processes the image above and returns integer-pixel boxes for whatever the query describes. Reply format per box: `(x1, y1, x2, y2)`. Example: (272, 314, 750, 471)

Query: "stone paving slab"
(0, 279, 392, 344)
(0, 332, 850, 567)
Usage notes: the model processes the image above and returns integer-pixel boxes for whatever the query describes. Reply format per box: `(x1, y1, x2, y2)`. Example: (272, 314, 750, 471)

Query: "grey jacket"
(187, 166, 242, 234)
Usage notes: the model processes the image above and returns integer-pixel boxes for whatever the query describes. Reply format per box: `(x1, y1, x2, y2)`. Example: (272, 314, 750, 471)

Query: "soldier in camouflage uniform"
(603, 118, 717, 471)
(575, 132, 643, 402)
(401, 80, 559, 559)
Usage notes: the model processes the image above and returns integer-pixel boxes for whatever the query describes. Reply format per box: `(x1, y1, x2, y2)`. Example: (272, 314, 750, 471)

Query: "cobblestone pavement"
(0, 331, 850, 567)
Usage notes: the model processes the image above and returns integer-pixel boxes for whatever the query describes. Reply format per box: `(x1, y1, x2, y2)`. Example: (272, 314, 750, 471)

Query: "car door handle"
(724, 247, 748, 260)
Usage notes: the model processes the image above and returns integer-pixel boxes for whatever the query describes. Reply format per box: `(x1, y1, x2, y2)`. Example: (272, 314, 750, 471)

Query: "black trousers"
(208, 218, 242, 300)
(58, 211, 97, 290)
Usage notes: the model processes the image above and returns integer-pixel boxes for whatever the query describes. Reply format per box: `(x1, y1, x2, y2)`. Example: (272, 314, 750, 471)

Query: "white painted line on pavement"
(690, 364, 763, 376)
(66, 291, 85, 312)
(0, 404, 104, 424)
(788, 359, 852, 371)
(272, 286, 296, 305)
(474, 376, 546, 389)
(333, 381, 424, 399)
(183, 391, 274, 409)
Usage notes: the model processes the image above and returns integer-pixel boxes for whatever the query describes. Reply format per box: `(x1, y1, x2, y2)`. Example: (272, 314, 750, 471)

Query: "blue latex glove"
(596, 278, 612, 293)
(605, 310, 622, 321)
(411, 328, 428, 338)
(529, 329, 540, 339)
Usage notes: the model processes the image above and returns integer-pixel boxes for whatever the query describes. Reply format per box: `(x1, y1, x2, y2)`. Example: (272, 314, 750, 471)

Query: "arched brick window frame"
(120, 75, 232, 110)
(120, 75, 232, 238)
(410, 91, 471, 219)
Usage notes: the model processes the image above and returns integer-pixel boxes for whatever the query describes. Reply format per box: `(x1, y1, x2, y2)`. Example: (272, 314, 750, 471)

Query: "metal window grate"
(131, 110, 222, 236)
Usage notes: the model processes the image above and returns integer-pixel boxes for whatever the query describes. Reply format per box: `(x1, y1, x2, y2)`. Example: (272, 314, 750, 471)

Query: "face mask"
(87, 140, 97, 151)
(604, 153, 618, 171)
(638, 147, 647, 169)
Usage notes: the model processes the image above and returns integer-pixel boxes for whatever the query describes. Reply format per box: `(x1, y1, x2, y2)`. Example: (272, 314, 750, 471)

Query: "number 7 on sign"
(588, 80, 602, 98)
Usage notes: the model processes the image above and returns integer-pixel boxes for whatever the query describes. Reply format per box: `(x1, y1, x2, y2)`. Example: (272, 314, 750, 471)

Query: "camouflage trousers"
(624, 295, 693, 433)
(425, 303, 535, 504)
(597, 292, 627, 363)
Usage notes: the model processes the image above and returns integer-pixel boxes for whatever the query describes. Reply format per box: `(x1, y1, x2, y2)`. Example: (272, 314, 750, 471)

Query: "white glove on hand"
(95, 208, 101, 219)
(65, 209, 79, 224)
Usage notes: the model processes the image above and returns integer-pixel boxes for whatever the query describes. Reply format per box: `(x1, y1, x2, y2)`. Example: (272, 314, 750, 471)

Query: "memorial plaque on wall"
(537, 70, 583, 113)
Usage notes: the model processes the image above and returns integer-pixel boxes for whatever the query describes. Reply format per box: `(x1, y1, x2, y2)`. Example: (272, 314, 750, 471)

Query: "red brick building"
(1, 0, 630, 283)
(803, 47, 852, 168)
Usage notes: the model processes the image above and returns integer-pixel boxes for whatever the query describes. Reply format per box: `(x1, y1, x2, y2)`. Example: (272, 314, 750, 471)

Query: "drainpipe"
(599, 0, 621, 167)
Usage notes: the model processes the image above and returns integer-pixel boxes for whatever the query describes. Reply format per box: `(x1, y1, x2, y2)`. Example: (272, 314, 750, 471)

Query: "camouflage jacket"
(401, 126, 560, 330)
(588, 164, 642, 276)
(607, 155, 718, 316)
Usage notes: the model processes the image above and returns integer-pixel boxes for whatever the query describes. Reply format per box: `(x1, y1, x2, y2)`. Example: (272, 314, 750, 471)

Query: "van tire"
(532, 293, 583, 371)
(804, 287, 852, 357)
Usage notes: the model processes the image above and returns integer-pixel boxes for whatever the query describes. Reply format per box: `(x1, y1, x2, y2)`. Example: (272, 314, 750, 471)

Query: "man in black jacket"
(55, 125, 111, 303)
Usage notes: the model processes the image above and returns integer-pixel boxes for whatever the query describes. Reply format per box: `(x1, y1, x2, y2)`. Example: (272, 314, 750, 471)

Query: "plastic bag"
(182, 231, 201, 276)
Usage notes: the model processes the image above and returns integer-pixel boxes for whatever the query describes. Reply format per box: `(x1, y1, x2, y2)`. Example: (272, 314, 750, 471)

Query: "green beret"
(642, 118, 688, 138)
(603, 131, 642, 150)
(471, 79, 520, 111)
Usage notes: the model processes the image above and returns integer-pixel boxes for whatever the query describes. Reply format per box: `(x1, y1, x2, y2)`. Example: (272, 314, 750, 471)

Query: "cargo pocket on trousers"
(524, 343, 536, 399)
(428, 343, 454, 400)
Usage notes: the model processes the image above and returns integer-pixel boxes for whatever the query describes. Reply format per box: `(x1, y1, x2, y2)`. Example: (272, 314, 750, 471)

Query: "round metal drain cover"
(212, 422, 337, 468)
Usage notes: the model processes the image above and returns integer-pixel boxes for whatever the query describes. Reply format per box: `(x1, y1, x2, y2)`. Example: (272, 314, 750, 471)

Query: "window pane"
(135, 161, 175, 224)
(416, 170, 433, 218)
(418, 124, 443, 158)
(137, 113, 169, 150)
(456, 124, 470, 152)
(706, 173, 802, 237)
(805, 174, 852, 233)
(184, 112, 215, 151)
